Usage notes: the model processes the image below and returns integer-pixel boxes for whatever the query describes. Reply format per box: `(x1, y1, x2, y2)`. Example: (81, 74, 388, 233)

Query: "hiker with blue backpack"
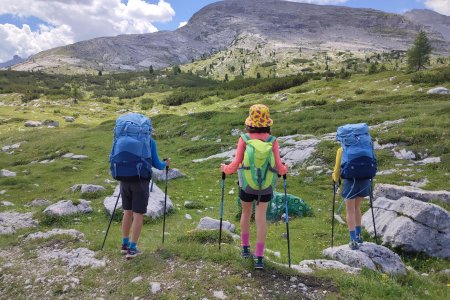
(109, 113, 170, 259)
(332, 123, 377, 250)
(220, 104, 288, 269)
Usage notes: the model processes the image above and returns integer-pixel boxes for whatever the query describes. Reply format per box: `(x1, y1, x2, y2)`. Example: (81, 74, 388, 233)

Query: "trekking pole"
(101, 191, 121, 251)
(331, 181, 336, 248)
(219, 172, 225, 250)
(283, 173, 291, 268)
(369, 179, 378, 244)
(162, 162, 169, 244)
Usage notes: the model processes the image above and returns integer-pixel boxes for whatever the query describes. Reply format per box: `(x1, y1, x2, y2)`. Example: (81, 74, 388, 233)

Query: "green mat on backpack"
(236, 192, 313, 222)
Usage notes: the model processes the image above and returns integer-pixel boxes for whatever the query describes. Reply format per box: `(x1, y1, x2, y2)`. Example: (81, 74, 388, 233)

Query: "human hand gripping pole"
(219, 172, 226, 250)
(162, 159, 169, 245)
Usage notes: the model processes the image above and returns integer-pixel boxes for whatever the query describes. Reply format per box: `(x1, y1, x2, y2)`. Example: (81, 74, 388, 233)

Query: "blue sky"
(0, 0, 448, 63)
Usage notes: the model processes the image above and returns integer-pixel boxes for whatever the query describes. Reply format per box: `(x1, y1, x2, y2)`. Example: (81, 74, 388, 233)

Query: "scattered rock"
(196, 217, 235, 232)
(150, 282, 161, 294)
(1, 201, 14, 206)
(38, 247, 106, 269)
(333, 214, 345, 225)
(193, 150, 235, 163)
(373, 184, 450, 205)
(323, 242, 406, 275)
(377, 169, 397, 175)
(0, 190, 5, 195)
(71, 184, 106, 194)
(0, 212, 38, 235)
(71, 155, 88, 160)
(25, 229, 85, 241)
(393, 149, 416, 160)
(213, 290, 227, 299)
(293, 259, 361, 274)
(373, 141, 397, 150)
(43, 120, 59, 128)
(43, 200, 92, 217)
(426, 87, 450, 95)
(63, 116, 75, 122)
(414, 157, 440, 165)
(1, 142, 22, 152)
(131, 276, 143, 283)
(231, 128, 242, 136)
(103, 184, 173, 219)
(336, 98, 345, 103)
(151, 168, 185, 181)
(389, 76, 397, 82)
(0, 169, 16, 177)
(185, 214, 192, 220)
(29, 199, 51, 207)
(24, 121, 43, 127)
(278, 137, 320, 167)
(62, 153, 75, 158)
(362, 197, 450, 258)
(369, 119, 405, 130)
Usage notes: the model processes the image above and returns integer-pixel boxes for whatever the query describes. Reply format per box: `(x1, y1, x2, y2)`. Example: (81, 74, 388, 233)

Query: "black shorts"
(120, 180, 150, 214)
(239, 189, 272, 203)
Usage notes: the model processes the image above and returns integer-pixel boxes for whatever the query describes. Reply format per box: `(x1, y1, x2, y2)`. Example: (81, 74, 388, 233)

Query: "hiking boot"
(241, 246, 252, 259)
(349, 240, 359, 250)
(126, 248, 142, 259)
(120, 244, 129, 255)
(254, 256, 264, 270)
(356, 233, 364, 244)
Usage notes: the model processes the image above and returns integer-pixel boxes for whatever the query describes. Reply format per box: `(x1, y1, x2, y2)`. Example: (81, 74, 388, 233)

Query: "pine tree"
(407, 31, 432, 71)
(149, 65, 154, 74)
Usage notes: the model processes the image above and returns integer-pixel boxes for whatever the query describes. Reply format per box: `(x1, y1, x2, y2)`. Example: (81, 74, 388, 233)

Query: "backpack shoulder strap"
(265, 135, 276, 143)
(241, 133, 251, 143)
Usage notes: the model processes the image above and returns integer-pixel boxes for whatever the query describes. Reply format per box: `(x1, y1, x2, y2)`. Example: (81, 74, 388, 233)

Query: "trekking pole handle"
(222, 172, 225, 180)
(282, 162, 287, 180)
(163, 158, 169, 170)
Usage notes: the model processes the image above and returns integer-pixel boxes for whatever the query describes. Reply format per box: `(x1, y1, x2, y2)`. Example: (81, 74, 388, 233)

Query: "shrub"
(140, 97, 154, 110)
(411, 68, 450, 84)
(355, 88, 365, 95)
(301, 99, 327, 106)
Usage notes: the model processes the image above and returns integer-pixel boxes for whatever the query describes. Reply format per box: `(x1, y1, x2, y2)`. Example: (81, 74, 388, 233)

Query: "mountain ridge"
(12, 1, 450, 73)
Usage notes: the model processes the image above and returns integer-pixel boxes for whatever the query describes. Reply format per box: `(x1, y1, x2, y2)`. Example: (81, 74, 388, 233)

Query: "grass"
(0, 61, 449, 299)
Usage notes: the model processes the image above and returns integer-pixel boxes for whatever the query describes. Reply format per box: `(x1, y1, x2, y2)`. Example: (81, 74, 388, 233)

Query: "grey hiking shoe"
(349, 240, 359, 250)
(356, 233, 363, 244)
(241, 246, 252, 259)
(254, 257, 264, 270)
(120, 244, 129, 255)
(126, 248, 142, 259)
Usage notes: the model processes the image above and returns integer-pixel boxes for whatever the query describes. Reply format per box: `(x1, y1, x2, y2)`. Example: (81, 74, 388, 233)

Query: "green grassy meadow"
(0, 60, 449, 299)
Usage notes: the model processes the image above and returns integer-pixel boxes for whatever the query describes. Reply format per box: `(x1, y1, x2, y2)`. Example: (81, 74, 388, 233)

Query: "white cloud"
(424, 0, 450, 15)
(0, 0, 176, 62)
(178, 21, 188, 28)
(284, 0, 349, 4)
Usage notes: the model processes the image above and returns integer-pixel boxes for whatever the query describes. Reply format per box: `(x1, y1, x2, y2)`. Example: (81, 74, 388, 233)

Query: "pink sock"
(255, 242, 265, 257)
(241, 232, 250, 246)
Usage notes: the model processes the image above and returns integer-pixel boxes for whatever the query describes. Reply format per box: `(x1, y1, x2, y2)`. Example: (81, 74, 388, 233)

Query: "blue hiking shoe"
(120, 244, 129, 255)
(349, 240, 359, 250)
(241, 246, 252, 259)
(356, 233, 364, 244)
(254, 256, 264, 270)
(126, 248, 142, 259)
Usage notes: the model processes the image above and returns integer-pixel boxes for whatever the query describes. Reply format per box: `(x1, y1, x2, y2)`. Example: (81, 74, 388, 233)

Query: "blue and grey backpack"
(336, 123, 377, 179)
(110, 113, 153, 181)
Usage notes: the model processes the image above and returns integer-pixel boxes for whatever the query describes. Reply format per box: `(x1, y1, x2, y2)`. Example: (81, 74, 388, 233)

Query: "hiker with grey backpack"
(332, 123, 377, 250)
(108, 113, 170, 259)
(220, 104, 288, 269)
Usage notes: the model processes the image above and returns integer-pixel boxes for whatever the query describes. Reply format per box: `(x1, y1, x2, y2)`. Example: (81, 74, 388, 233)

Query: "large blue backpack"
(110, 113, 153, 181)
(336, 123, 377, 179)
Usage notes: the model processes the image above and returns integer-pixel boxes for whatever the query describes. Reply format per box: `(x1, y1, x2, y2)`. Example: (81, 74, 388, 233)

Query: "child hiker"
(220, 104, 288, 269)
(332, 123, 376, 250)
(109, 113, 170, 259)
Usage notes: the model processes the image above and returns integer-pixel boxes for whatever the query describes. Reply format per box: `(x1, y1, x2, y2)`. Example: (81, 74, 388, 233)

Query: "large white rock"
(103, 184, 173, 219)
(373, 183, 450, 205)
(293, 259, 361, 274)
(196, 217, 235, 232)
(323, 242, 406, 275)
(43, 200, 92, 217)
(71, 184, 106, 194)
(278, 138, 320, 167)
(362, 197, 450, 258)
(0, 212, 38, 235)
(393, 149, 415, 160)
(151, 168, 185, 181)
(0, 169, 16, 177)
(25, 229, 85, 241)
(24, 121, 42, 127)
(192, 150, 236, 163)
(38, 247, 106, 269)
(426, 87, 450, 95)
